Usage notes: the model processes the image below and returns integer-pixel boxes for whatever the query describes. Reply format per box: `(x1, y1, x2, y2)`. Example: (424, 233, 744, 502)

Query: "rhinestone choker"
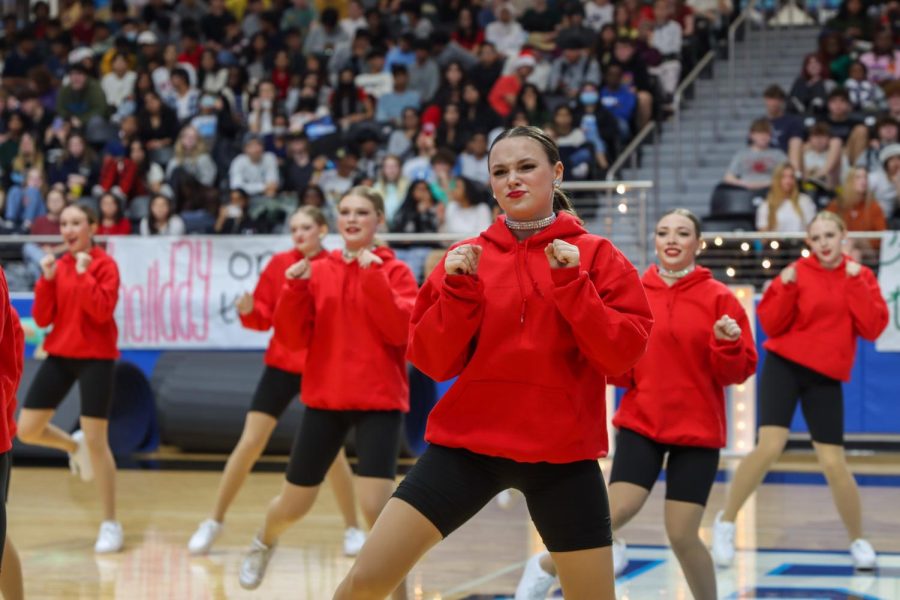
(505, 213, 557, 231)
(659, 264, 695, 279)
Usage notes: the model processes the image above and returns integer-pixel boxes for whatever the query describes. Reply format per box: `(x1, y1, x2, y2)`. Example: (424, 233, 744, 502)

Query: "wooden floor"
(8, 455, 900, 599)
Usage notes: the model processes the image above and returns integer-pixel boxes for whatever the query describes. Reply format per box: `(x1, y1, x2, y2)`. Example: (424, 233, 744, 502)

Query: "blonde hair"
(339, 186, 386, 216)
(291, 205, 328, 228)
(765, 163, 803, 232)
(835, 166, 873, 212)
(174, 125, 209, 160)
(809, 210, 847, 233)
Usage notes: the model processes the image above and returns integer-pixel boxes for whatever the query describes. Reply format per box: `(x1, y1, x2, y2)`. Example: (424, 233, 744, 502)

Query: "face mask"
(125, 31, 137, 41)
(580, 91, 599, 105)
(272, 125, 287, 136)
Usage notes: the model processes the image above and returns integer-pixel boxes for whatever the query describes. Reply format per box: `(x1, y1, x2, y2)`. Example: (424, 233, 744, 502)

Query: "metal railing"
(728, 0, 761, 117)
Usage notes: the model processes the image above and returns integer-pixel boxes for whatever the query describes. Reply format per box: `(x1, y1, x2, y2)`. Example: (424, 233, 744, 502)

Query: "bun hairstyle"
(809, 210, 847, 232)
(661, 207, 702, 238)
(489, 126, 580, 220)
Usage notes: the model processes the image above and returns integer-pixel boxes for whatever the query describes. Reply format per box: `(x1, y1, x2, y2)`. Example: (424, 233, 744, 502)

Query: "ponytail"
(552, 188, 579, 221)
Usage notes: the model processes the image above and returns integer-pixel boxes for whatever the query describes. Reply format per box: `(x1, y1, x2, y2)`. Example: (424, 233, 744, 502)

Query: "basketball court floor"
(8, 454, 900, 599)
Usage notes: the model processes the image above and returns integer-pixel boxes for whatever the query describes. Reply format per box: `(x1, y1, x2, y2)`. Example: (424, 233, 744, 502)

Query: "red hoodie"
(274, 247, 418, 412)
(240, 249, 324, 374)
(409, 213, 653, 464)
(612, 266, 758, 448)
(33, 246, 120, 360)
(0, 269, 24, 453)
(759, 255, 888, 382)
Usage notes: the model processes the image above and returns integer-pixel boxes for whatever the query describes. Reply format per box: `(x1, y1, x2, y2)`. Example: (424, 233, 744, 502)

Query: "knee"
(755, 438, 786, 464)
(237, 430, 270, 455)
(817, 451, 846, 476)
(82, 427, 109, 450)
(336, 566, 386, 600)
(16, 421, 42, 445)
(665, 522, 701, 554)
(359, 498, 385, 527)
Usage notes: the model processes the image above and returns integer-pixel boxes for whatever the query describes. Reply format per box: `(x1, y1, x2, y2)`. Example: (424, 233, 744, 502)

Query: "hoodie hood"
(797, 253, 847, 273)
(480, 212, 588, 250)
(643, 264, 713, 291)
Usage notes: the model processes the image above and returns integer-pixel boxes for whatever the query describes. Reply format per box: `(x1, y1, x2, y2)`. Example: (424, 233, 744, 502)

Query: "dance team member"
(516, 209, 758, 600)
(712, 212, 888, 570)
(188, 207, 365, 557)
(16, 204, 124, 553)
(333, 126, 653, 600)
(1, 267, 25, 600)
(238, 187, 417, 596)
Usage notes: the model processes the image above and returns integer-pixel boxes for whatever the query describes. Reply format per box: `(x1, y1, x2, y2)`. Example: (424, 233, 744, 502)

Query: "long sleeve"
(550, 261, 653, 377)
(240, 260, 280, 331)
(75, 260, 120, 322)
(847, 269, 889, 341)
(408, 263, 485, 382)
(197, 154, 218, 187)
(709, 294, 758, 387)
(273, 278, 315, 351)
(32, 276, 57, 327)
(758, 276, 799, 337)
(359, 262, 418, 347)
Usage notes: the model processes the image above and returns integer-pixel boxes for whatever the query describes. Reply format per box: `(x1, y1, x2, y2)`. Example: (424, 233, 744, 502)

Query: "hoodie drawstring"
(514, 240, 544, 324)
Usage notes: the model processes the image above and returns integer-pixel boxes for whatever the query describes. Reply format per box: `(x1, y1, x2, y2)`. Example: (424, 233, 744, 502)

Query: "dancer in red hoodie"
(238, 187, 418, 593)
(334, 126, 653, 600)
(16, 204, 124, 554)
(516, 209, 758, 600)
(0, 267, 25, 600)
(188, 206, 364, 557)
(712, 211, 888, 570)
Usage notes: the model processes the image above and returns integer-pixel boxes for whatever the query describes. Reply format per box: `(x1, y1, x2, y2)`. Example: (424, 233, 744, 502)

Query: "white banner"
(106, 235, 341, 349)
(876, 232, 900, 352)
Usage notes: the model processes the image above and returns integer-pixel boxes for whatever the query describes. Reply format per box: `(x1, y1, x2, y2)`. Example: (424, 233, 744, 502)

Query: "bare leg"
(0, 538, 24, 600)
(259, 481, 321, 546)
(721, 426, 789, 522)
(813, 442, 863, 540)
(211, 411, 278, 523)
(824, 138, 844, 187)
(845, 125, 869, 165)
(665, 500, 716, 600)
(355, 477, 406, 599)
(328, 450, 359, 529)
(549, 547, 615, 600)
(538, 481, 651, 575)
(334, 498, 443, 600)
(81, 417, 116, 522)
(15, 409, 76, 453)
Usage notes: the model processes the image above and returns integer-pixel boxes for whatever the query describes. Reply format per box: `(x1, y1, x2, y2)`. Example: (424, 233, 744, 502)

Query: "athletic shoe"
(69, 430, 94, 482)
(239, 537, 276, 590)
(343, 527, 366, 557)
(94, 521, 124, 553)
(612, 538, 629, 577)
(496, 489, 513, 509)
(514, 552, 557, 600)
(711, 510, 736, 568)
(850, 539, 877, 570)
(188, 519, 223, 555)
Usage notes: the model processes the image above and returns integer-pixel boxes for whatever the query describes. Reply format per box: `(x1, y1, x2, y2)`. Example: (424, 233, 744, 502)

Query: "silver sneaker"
(239, 537, 276, 590)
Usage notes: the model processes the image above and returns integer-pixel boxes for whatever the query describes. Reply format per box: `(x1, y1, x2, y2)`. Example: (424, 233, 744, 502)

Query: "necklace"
(342, 246, 373, 260)
(505, 213, 557, 231)
(659, 264, 695, 279)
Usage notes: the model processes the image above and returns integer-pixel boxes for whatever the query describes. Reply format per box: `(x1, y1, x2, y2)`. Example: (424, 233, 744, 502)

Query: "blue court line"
(726, 586, 882, 600)
(625, 543, 900, 557)
(655, 469, 900, 488)
(616, 559, 666, 583)
(766, 564, 900, 578)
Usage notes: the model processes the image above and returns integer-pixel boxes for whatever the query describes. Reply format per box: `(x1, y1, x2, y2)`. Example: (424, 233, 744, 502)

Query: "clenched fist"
(285, 259, 312, 280)
(445, 244, 482, 275)
(356, 249, 384, 269)
(40, 254, 57, 280)
(846, 261, 861, 277)
(75, 252, 92, 275)
(235, 292, 254, 315)
(544, 239, 580, 269)
(713, 314, 742, 342)
(780, 263, 797, 285)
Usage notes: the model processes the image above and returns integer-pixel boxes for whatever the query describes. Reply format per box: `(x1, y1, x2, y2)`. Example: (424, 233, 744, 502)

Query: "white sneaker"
(343, 527, 366, 557)
(711, 510, 736, 568)
(188, 519, 223, 555)
(514, 552, 557, 600)
(496, 489, 513, 509)
(69, 430, 94, 482)
(239, 537, 276, 590)
(94, 521, 124, 554)
(850, 539, 877, 570)
(612, 538, 629, 577)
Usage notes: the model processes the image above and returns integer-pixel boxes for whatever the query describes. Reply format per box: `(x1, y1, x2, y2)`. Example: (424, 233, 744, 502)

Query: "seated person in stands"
(763, 85, 804, 170)
(802, 122, 846, 190)
(647, 0, 682, 100)
(609, 37, 654, 129)
(823, 87, 869, 164)
(723, 119, 787, 191)
(867, 143, 900, 218)
(826, 166, 886, 261)
(375, 65, 421, 126)
(756, 162, 817, 232)
(228, 136, 280, 199)
(788, 54, 834, 116)
(578, 82, 619, 172)
(600, 64, 637, 140)
(96, 192, 132, 235)
(551, 104, 593, 180)
(3, 167, 46, 232)
(856, 116, 898, 173)
(215, 188, 265, 234)
(845, 61, 886, 113)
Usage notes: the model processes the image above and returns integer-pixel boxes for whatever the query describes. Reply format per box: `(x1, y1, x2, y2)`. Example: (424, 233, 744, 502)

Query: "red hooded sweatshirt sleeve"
(240, 248, 310, 374)
(274, 247, 417, 412)
(412, 213, 653, 463)
(612, 266, 758, 448)
(759, 255, 888, 381)
(33, 247, 120, 360)
(0, 268, 24, 453)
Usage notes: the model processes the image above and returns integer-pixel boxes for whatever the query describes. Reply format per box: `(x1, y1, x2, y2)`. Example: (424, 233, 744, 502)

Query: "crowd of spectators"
(719, 0, 900, 262)
(0, 0, 735, 284)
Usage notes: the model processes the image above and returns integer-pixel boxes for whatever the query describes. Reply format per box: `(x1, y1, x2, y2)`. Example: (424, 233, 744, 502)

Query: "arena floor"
(9, 454, 900, 599)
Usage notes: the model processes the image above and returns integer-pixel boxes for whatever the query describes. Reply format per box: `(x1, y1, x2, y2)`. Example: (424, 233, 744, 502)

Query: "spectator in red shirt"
(488, 53, 536, 118)
(95, 192, 132, 235)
